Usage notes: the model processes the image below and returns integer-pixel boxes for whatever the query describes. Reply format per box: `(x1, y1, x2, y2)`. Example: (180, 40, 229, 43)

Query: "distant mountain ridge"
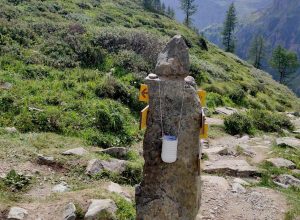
(236, 0, 300, 95)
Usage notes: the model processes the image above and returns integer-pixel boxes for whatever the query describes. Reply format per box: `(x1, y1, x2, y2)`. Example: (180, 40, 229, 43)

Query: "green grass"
(257, 144, 300, 219)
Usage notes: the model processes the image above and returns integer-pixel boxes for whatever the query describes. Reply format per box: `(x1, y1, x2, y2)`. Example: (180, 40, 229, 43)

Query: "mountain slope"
(162, 0, 272, 29)
(236, 0, 300, 95)
(0, 0, 299, 148)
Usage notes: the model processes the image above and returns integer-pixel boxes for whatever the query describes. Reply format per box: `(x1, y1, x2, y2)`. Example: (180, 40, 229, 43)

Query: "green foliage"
(180, 0, 197, 27)
(206, 92, 224, 108)
(248, 35, 265, 69)
(228, 87, 246, 105)
(3, 170, 31, 191)
(248, 109, 294, 132)
(222, 3, 237, 53)
(115, 197, 136, 220)
(121, 161, 143, 185)
(270, 45, 300, 84)
(224, 112, 254, 135)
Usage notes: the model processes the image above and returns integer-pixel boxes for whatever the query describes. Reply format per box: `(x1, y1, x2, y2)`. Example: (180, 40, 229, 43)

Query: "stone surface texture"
(62, 147, 87, 156)
(86, 159, 127, 175)
(275, 174, 300, 187)
(276, 137, 300, 149)
(136, 35, 202, 220)
(7, 207, 28, 220)
(63, 202, 76, 220)
(52, 182, 70, 193)
(203, 160, 259, 177)
(266, 158, 296, 169)
(97, 147, 128, 159)
(84, 199, 117, 220)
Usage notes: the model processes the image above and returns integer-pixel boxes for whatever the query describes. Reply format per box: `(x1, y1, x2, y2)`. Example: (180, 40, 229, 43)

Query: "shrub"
(113, 50, 150, 72)
(206, 92, 224, 108)
(249, 109, 294, 132)
(115, 197, 136, 220)
(0, 93, 15, 112)
(21, 65, 50, 80)
(224, 112, 254, 135)
(4, 170, 31, 191)
(228, 87, 246, 105)
(120, 161, 143, 185)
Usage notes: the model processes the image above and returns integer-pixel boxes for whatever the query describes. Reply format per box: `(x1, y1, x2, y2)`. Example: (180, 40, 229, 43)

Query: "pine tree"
(180, 0, 197, 27)
(143, 0, 153, 10)
(161, 3, 166, 13)
(222, 3, 237, 53)
(248, 35, 265, 69)
(270, 45, 300, 84)
(167, 6, 175, 19)
(154, 0, 161, 11)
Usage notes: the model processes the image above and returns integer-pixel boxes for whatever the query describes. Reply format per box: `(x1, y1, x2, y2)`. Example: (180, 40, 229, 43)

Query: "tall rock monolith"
(136, 35, 202, 220)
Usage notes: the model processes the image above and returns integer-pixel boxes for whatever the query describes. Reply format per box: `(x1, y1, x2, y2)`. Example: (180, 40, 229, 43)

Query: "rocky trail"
(0, 111, 299, 219)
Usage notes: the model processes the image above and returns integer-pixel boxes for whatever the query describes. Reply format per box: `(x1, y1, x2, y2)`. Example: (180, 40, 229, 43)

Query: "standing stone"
(136, 35, 202, 220)
(63, 202, 77, 220)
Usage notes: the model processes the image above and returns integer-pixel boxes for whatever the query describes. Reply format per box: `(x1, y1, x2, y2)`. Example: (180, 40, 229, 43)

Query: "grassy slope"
(0, 0, 299, 148)
(0, 1, 299, 217)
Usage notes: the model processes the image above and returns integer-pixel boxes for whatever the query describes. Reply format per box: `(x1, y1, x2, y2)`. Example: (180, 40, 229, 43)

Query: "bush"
(4, 170, 31, 191)
(224, 112, 254, 135)
(120, 161, 143, 185)
(206, 92, 224, 108)
(21, 65, 50, 80)
(113, 50, 149, 72)
(249, 109, 294, 132)
(229, 87, 246, 105)
(95, 76, 142, 111)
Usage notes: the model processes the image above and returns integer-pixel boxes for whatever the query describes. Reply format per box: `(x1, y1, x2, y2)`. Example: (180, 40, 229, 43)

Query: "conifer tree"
(248, 35, 265, 69)
(222, 3, 237, 53)
(270, 45, 300, 84)
(180, 0, 197, 27)
(167, 6, 175, 19)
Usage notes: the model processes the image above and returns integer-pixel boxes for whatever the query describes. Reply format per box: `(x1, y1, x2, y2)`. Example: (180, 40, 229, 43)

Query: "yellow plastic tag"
(140, 105, 149, 130)
(139, 84, 149, 103)
(197, 89, 206, 106)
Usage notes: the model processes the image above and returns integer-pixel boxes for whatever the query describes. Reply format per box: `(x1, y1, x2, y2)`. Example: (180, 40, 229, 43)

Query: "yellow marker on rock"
(140, 105, 149, 130)
(197, 89, 206, 106)
(139, 84, 149, 103)
(200, 123, 209, 139)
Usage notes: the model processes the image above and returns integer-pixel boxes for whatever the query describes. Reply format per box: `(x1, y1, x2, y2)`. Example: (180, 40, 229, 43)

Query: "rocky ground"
(0, 109, 299, 220)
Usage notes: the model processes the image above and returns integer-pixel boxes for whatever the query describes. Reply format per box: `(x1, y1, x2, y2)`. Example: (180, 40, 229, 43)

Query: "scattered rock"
(28, 106, 43, 112)
(184, 76, 196, 87)
(293, 130, 300, 134)
(52, 182, 70, 193)
(37, 154, 55, 166)
(97, 147, 128, 159)
(238, 135, 250, 143)
(84, 199, 117, 220)
(203, 160, 259, 177)
(0, 82, 12, 90)
(201, 176, 229, 192)
(202, 147, 228, 155)
(276, 137, 300, 149)
(63, 202, 76, 220)
(7, 207, 28, 220)
(232, 182, 246, 194)
(62, 147, 87, 156)
(107, 181, 131, 201)
(4, 127, 18, 134)
(292, 169, 300, 175)
(86, 159, 127, 175)
(215, 107, 237, 115)
(275, 174, 300, 188)
(266, 158, 296, 169)
(233, 178, 250, 186)
(154, 35, 189, 78)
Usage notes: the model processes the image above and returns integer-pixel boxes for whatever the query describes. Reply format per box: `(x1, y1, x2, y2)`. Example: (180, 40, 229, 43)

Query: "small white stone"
(7, 207, 28, 220)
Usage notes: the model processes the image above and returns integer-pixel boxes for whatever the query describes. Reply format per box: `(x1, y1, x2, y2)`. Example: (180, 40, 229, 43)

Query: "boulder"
(107, 181, 131, 201)
(84, 199, 117, 220)
(275, 174, 300, 188)
(276, 137, 300, 149)
(86, 159, 127, 175)
(266, 158, 296, 169)
(37, 154, 55, 166)
(233, 178, 250, 186)
(203, 159, 259, 177)
(4, 127, 18, 134)
(0, 82, 12, 90)
(215, 107, 237, 115)
(62, 147, 87, 156)
(52, 182, 70, 193)
(63, 202, 76, 220)
(202, 147, 229, 155)
(7, 207, 28, 220)
(97, 147, 128, 159)
(232, 182, 246, 194)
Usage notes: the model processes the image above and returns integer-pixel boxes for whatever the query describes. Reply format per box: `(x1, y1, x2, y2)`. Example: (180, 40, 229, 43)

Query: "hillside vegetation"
(1, 0, 299, 148)
(0, 0, 300, 219)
